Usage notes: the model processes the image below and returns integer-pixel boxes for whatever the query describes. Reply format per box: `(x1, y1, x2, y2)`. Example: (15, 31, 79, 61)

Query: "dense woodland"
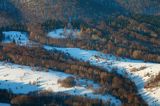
(0, 89, 111, 106)
(0, 0, 160, 64)
(28, 17, 160, 63)
(1, 15, 160, 63)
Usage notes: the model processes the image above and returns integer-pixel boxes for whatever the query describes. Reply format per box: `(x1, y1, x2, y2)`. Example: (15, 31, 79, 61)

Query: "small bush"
(58, 76, 76, 88)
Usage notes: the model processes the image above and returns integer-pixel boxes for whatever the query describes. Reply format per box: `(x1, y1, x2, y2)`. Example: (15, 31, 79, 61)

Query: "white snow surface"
(44, 45, 160, 106)
(2, 31, 28, 45)
(47, 28, 80, 39)
(0, 62, 121, 105)
(0, 103, 10, 106)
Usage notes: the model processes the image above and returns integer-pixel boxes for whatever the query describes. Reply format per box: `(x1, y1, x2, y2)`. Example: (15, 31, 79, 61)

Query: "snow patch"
(0, 103, 10, 106)
(2, 31, 28, 45)
(47, 29, 80, 39)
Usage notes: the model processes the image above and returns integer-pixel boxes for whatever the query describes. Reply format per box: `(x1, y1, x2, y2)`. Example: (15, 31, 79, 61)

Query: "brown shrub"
(58, 76, 76, 88)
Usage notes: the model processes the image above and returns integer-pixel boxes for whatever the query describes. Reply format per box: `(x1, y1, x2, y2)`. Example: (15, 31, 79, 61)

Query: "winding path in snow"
(44, 45, 160, 106)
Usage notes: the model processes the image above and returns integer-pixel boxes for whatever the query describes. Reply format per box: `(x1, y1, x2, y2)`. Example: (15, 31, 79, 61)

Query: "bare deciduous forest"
(0, 0, 160, 106)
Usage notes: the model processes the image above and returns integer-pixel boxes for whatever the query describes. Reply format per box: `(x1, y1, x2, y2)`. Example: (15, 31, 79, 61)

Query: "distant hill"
(116, 0, 160, 15)
(10, 0, 126, 23)
(0, 0, 160, 25)
(0, 0, 22, 21)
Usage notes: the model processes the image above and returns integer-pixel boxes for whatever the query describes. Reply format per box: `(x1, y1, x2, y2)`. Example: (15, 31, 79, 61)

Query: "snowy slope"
(0, 103, 10, 106)
(0, 62, 121, 105)
(44, 46, 160, 106)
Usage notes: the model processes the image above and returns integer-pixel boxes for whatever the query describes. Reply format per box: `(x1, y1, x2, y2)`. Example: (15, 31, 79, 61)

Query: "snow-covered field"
(0, 62, 121, 105)
(0, 103, 10, 106)
(47, 28, 80, 39)
(44, 46, 160, 106)
(2, 31, 28, 45)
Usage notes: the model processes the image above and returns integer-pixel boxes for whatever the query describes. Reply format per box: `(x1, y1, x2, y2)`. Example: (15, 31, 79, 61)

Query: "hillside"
(0, 0, 160, 24)
(0, 0, 22, 22)
(117, 0, 160, 15)
(0, 0, 160, 106)
(10, 0, 123, 23)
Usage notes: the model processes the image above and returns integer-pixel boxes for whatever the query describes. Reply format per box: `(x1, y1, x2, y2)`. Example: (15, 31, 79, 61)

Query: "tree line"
(0, 89, 111, 106)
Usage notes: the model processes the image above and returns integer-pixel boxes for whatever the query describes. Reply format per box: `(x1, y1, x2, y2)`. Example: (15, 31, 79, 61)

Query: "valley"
(0, 1, 160, 106)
